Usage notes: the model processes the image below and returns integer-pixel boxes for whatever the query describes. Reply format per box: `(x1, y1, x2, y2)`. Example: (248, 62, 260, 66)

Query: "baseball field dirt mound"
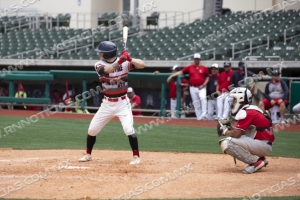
(0, 150, 300, 199)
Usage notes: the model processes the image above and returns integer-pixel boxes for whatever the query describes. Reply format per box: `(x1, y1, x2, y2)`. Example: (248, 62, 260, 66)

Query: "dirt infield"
(1, 150, 300, 199)
(0, 110, 300, 199)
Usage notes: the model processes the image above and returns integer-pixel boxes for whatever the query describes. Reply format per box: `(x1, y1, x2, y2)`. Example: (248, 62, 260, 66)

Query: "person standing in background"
(127, 87, 142, 116)
(207, 63, 220, 120)
(169, 65, 188, 118)
(231, 61, 255, 87)
(167, 53, 209, 120)
(216, 61, 234, 120)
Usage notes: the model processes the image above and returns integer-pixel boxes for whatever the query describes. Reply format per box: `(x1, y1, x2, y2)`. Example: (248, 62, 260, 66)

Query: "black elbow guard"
(97, 67, 106, 76)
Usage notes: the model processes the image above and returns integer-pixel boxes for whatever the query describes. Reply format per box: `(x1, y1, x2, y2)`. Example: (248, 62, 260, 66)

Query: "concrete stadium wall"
(137, 0, 204, 28)
(223, 0, 300, 12)
(1, 0, 299, 29)
(0, 0, 92, 28)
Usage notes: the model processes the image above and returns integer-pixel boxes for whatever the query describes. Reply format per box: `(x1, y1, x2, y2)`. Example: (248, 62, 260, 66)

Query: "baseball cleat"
(79, 154, 92, 162)
(130, 155, 141, 165)
(242, 160, 265, 174)
(259, 156, 269, 167)
(280, 118, 286, 124)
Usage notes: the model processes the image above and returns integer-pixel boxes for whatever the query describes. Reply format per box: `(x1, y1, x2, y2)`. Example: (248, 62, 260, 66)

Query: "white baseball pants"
(230, 135, 272, 158)
(293, 103, 300, 114)
(189, 86, 207, 120)
(217, 92, 232, 119)
(170, 98, 186, 118)
(207, 99, 217, 120)
(88, 97, 135, 136)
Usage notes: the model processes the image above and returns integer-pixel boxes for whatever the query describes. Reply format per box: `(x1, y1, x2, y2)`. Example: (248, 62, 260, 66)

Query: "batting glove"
(117, 54, 127, 65)
(117, 50, 130, 65)
(126, 54, 132, 62)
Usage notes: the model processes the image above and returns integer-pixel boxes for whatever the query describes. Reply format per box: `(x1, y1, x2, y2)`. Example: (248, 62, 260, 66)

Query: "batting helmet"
(95, 41, 117, 59)
(224, 61, 231, 67)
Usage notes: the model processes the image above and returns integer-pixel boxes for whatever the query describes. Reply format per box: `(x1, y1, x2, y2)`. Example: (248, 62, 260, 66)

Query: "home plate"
(66, 165, 91, 169)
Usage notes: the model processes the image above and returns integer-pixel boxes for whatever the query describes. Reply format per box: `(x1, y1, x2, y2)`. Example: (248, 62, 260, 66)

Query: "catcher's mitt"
(217, 119, 231, 137)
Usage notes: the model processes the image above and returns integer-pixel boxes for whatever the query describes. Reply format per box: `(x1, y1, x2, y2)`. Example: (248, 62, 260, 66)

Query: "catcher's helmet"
(95, 41, 117, 59)
(229, 87, 252, 115)
(224, 61, 231, 67)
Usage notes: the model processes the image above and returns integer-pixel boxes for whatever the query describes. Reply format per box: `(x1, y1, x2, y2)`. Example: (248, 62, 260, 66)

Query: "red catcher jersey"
(218, 69, 234, 92)
(169, 79, 187, 99)
(181, 64, 209, 86)
(236, 109, 275, 142)
(130, 95, 141, 115)
(94, 59, 135, 98)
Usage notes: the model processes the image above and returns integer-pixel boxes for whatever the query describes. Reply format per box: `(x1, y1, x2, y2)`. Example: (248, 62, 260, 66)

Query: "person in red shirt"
(167, 53, 209, 120)
(216, 61, 234, 119)
(127, 87, 142, 116)
(169, 65, 188, 118)
(218, 87, 274, 174)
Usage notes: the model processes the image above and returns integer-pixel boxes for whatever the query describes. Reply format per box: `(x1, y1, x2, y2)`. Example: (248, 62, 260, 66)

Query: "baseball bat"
(123, 26, 128, 50)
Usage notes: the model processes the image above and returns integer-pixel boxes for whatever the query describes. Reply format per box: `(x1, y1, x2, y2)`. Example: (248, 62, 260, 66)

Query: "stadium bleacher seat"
(1, 10, 300, 61)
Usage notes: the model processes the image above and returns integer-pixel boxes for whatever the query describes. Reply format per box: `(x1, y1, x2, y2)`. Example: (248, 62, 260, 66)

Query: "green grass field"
(0, 116, 299, 158)
(0, 115, 299, 200)
(2, 198, 300, 200)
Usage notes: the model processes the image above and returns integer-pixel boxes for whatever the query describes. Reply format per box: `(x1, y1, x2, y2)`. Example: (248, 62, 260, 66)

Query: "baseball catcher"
(217, 87, 274, 174)
(78, 41, 145, 164)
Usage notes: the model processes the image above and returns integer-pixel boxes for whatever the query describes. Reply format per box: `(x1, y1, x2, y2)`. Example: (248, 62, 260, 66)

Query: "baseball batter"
(79, 41, 145, 164)
(167, 53, 209, 120)
(216, 61, 234, 120)
(217, 87, 275, 174)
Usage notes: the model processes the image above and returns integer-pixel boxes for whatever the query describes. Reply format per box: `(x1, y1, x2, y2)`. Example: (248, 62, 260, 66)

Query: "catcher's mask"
(229, 87, 252, 115)
(95, 41, 117, 59)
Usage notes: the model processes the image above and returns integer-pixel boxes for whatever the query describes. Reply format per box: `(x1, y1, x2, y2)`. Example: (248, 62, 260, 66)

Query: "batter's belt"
(104, 95, 126, 102)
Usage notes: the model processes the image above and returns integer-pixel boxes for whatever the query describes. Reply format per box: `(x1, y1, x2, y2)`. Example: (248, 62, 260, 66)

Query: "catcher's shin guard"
(219, 137, 259, 165)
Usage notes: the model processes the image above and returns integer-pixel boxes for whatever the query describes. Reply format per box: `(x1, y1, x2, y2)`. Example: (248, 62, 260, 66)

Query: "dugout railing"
(0, 70, 299, 115)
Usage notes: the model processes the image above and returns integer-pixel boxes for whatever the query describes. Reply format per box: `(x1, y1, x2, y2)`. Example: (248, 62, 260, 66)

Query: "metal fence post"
(176, 75, 182, 118)
(160, 82, 166, 117)
(173, 14, 176, 28)
(232, 44, 235, 60)
(77, 13, 79, 29)
(83, 14, 85, 29)
(45, 81, 50, 98)
(9, 81, 14, 97)
(213, 48, 216, 60)
(250, 40, 252, 54)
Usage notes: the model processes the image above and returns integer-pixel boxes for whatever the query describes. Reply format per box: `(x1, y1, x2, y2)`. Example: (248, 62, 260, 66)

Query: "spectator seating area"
(97, 12, 119, 26)
(0, 26, 141, 59)
(0, 10, 299, 61)
(0, 14, 71, 33)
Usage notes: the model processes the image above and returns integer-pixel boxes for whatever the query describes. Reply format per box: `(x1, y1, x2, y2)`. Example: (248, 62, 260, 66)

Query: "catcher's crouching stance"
(78, 41, 145, 164)
(218, 87, 275, 174)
